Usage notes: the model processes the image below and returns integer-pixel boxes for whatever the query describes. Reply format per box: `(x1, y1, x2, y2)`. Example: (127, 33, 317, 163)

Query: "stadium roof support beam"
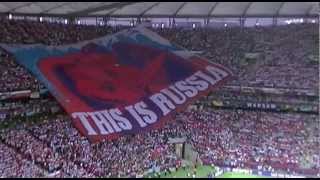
(207, 2, 219, 23)
(275, 2, 286, 17)
(173, 2, 188, 18)
(40, 2, 71, 14)
(1, 10, 318, 19)
(272, 2, 286, 26)
(106, 5, 126, 17)
(139, 2, 160, 17)
(106, 9, 119, 17)
(208, 2, 219, 17)
(306, 4, 314, 16)
(106, 2, 142, 17)
(67, 2, 135, 17)
(242, 2, 253, 17)
(1, 13, 316, 19)
(8, 2, 35, 12)
(91, 13, 319, 19)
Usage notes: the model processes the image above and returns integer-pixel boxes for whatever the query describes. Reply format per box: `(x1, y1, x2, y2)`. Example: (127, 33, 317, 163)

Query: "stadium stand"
(0, 2, 318, 178)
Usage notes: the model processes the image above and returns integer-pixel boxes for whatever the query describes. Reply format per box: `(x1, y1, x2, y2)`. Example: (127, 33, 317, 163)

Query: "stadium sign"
(246, 102, 276, 110)
(0, 90, 31, 100)
(168, 137, 187, 144)
(30, 92, 40, 99)
(1, 27, 232, 143)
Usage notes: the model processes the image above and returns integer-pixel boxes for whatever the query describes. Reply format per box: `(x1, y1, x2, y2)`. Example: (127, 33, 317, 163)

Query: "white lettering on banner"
(206, 66, 228, 80)
(109, 109, 132, 130)
(72, 65, 229, 136)
(88, 112, 115, 135)
(149, 93, 176, 116)
(134, 101, 158, 125)
(161, 87, 187, 105)
(72, 112, 97, 135)
(175, 80, 198, 98)
(100, 110, 122, 132)
(194, 71, 217, 85)
(185, 73, 209, 91)
(125, 105, 147, 128)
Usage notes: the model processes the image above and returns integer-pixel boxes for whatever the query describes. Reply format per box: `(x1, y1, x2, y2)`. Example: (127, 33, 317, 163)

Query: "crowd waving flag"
(1, 27, 233, 143)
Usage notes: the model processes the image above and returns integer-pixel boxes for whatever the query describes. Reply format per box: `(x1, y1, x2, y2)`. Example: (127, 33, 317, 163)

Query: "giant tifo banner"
(0, 27, 232, 143)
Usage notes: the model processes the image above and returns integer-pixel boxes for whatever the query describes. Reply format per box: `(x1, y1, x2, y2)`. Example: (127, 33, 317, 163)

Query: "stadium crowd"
(155, 23, 318, 90)
(184, 109, 319, 176)
(0, 19, 318, 93)
(0, 98, 61, 123)
(0, 107, 318, 177)
(0, 19, 318, 177)
(0, 143, 44, 177)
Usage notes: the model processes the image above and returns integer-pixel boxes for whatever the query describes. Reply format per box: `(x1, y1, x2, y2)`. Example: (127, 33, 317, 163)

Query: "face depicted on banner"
(38, 42, 196, 110)
(62, 52, 167, 107)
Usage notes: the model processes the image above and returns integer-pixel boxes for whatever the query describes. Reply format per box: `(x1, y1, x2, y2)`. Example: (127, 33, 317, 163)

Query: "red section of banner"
(37, 41, 232, 143)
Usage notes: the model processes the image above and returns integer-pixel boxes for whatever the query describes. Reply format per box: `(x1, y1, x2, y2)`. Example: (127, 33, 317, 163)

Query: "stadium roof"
(0, 2, 318, 18)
